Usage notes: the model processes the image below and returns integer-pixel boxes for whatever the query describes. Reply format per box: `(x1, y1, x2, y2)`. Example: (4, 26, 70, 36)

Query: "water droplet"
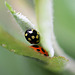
(2, 44, 6, 47)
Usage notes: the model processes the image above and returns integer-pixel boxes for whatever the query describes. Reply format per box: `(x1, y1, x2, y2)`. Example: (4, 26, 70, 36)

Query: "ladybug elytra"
(25, 29, 40, 44)
(30, 45, 49, 56)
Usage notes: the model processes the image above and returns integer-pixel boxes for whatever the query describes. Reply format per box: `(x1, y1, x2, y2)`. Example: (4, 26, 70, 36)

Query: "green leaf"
(0, 27, 68, 72)
(46, 56, 68, 72)
(5, 1, 35, 33)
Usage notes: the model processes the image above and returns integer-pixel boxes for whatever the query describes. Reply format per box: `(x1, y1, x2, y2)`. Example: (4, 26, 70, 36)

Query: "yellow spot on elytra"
(31, 36, 35, 39)
(32, 29, 33, 32)
(36, 35, 38, 39)
(28, 38, 31, 41)
(36, 40, 39, 43)
(25, 33, 27, 36)
(37, 32, 39, 35)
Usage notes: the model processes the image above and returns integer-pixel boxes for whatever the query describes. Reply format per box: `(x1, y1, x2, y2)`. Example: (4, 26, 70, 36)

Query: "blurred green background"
(0, 0, 75, 75)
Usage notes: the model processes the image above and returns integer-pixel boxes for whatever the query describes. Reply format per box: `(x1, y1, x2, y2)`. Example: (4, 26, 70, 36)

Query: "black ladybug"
(25, 29, 40, 44)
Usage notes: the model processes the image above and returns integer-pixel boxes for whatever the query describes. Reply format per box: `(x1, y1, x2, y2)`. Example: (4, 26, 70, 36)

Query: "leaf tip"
(5, 1, 15, 14)
(5, 1, 10, 8)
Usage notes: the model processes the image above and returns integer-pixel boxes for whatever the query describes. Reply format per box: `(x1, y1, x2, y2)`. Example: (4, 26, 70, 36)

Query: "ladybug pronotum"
(30, 45, 49, 56)
(25, 29, 40, 44)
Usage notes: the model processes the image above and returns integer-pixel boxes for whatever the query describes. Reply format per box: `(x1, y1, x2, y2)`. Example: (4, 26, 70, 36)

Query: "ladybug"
(30, 45, 49, 56)
(25, 29, 40, 44)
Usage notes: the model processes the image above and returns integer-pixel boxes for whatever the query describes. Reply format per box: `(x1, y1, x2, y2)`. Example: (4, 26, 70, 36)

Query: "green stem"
(35, 0, 54, 57)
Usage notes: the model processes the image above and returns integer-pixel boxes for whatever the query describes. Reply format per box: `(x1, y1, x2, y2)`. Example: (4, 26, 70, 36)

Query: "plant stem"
(35, 0, 54, 57)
